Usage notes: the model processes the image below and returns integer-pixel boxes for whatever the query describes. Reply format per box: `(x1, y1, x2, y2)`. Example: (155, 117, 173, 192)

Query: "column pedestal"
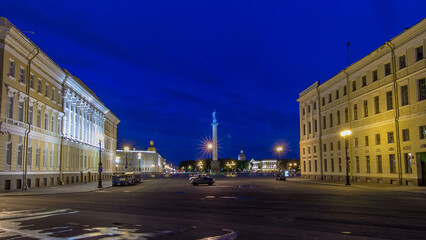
(211, 160, 220, 174)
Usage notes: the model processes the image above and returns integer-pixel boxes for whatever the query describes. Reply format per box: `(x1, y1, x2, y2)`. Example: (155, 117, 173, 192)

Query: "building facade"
(115, 142, 166, 175)
(297, 19, 426, 185)
(0, 17, 119, 191)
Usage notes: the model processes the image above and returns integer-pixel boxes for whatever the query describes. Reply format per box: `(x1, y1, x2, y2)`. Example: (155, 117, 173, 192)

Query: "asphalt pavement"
(0, 176, 425, 239)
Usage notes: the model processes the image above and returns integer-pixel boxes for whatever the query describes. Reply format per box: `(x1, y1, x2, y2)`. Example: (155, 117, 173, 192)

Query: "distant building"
(250, 159, 277, 171)
(116, 141, 166, 174)
(297, 19, 426, 185)
(0, 17, 119, 191)
(238, 145, 246, 161)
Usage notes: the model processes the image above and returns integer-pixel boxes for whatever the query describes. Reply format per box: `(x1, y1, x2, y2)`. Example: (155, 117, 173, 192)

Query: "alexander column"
(211, 111, 220, 173)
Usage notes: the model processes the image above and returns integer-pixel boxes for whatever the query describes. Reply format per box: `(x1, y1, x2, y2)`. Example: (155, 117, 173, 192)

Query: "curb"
(0, 185, 114, 197)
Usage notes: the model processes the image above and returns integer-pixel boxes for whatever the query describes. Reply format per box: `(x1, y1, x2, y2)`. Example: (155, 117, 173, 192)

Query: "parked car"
(189, 175, 215, 186)
(275, 173, 286, 181)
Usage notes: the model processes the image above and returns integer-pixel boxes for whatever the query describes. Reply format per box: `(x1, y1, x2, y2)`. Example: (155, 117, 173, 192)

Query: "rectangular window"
(401, 85, 409, 106)
(389, 154, 396, 173)
(338, 158, 342, 172)
(420, 125, 426, 139)
(328, 94, 332, 103)
(18, 101, 24, 122)
(30, 74, 35, 89)
(19, 68, 25, 84)
(372, 70, 378, 82)
(51, 115, 55, 132)
(353, 104, 358, 120)
(386, 91, 393, 110)
(302, 108, 305, 115)
(308, 147, 311, 154)
(362, 76, 366, 87)
(388, 131, 394, 143)
(363, 100, 368, 117)
(416, 46, 424, 61)
(345, 108, 348, 123)
(27, 146, 32, 166)
(329, 113, 333, 128)
(52, 88, 55, 101)
(308, 122, 311, 134)
(314, 119, 317, 132)
(5, 142, 12, 165)
(337, 110, 340, 125)
(377, 155, 382, 173)
(323, 116, 326, 130)
(36, 148, 41, 166)
(366, 156, 370, 173)
(343, 86, 347, 96)
(354, 137, 358, 148)
(302, 148, 305, 155)
(323, 144, 326, 152)
(330, 142, 334, 151)
(314, 160, 317, 172)
(17, 144, 23, 166)
(313, 145, 317, 153)
(352, 81, 356, 92)
(44, 113, 49, 130)
(6, 96, 14, 119)
(43, 149, 47, 167)
(336, 90, 339, 99)
(399, 55, 406, 69)
(45, 84, 49, 98)
(36, 109, 41, 128)
(37, 79, 42, 93)
(8, 60, 15, 77)
(337, 141, 341, 150)
(376, 134, 381, 145)
(322, 97, 325, 106)
(303, 124, 306, 135)
(402, 129, 410, 142)
(374, 96, 380, 114)
(58, 118, 61, 134)
(303, 161, 306, 172)
(307, 105, 310, 113)
(404, 153, 412, 174)
(324, 159, 327, 172)
(355, 156, 360, 173)
(384, 63, 391, 76)
(365, 136, 369, 146)
(331, 158, 334, 172)
(308, 160, 311, 172)
(418, 78, 426, 101)
(313, 102, 316, 110)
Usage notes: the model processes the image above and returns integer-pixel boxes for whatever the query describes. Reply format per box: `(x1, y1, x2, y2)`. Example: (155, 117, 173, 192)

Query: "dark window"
(308, 122, 311, 134)
(355, 156, 360, 173)
(418, 78, 426, 101)
(313, 102, 316, 110)
(307, 105, 310, 113)
(5, 180, 11, 190)
(402, 129, 410, 141)
(399, 55, 406, 69)
(322, 97, 325, 106)
(362, 76, 366, 87)
(366, 156, 370, 173)
(337, 110, 340, 125)
(313, 145, 317, 153)
(336, 90, 339, 99)
(387, 132, 394, 143)
(416, 46, 424, 61)
(384, 63, 391, 76)
(343, 86, 347, 96)
(16, 179, 22, 189)
(302, 108, 305, 115)
(364, 100, 368, 117)
(30, 74, 35, 89)
(344, 108, 349, 123)
(372, 70, 378, 82)
(420, 125, 426, 140)
(303, 124, 306, 135)
(401, 85, 409, 106)
(374, 96, 380, 114)
(338, 158, 342, 172)
(330, 142, 333, 151)
(386, 91, 393, 110)
(352, 81, 356, 92)
(328, 94, 332, 103)
(323, 116, 326, 130)
(324, 159, 327, 172)
(365, 136, 369, 146)
(354, 137, 358, 148)
(331, 158, 334, 172)
(337, 141, 341, 150)
(314, 160, 317, 172)
(8, 60, 15, 77)
(389, 154, 396, 173)
(323, 144, 326, 152)
(329, 113, 333, 127)
(377, 155, 383, 173)
(314, 119, 317, 132)
(353, 104, 358, 120)
(376, 134, 381, 145)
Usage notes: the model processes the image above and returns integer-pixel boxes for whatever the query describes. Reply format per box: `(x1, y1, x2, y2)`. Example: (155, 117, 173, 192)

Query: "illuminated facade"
(250, 159, 277, 171)
(297, 19, 426, 185)
(0, 17, 119, 191)
(115, 143, 166, 175)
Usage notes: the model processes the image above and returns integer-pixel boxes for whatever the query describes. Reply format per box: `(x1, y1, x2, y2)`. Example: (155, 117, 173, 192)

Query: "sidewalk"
(286, 177, 426, 194)
(0, 181, 113, 196)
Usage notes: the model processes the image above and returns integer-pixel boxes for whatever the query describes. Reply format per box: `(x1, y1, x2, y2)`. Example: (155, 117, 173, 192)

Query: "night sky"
(2, 1, 425, 166)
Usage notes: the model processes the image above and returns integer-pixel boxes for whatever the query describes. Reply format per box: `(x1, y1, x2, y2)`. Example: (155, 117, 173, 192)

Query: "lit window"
(8, 60, 15, 77)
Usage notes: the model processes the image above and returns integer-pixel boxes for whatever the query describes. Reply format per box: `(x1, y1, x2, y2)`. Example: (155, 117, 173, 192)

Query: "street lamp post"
(340, 130, 352, 185)
(115, 157, 120, 174)
(97, 138, 103, 188)
(276, 146, 283, 172)
(124, 146, 129, 170)
(138, 152, 141, 172)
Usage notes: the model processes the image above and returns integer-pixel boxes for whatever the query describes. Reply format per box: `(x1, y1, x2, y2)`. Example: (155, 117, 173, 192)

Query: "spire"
(241, 145, 244, 153)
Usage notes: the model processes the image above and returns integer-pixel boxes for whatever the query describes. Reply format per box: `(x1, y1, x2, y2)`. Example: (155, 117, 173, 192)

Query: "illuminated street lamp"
(226, 161, 236, 173)
(124, 146, 129, 170)
(197, 161, 203, 171)
(340, 130, 352, 185)
(97, 135, 104, 189)
(138, 152, 142, 172)
(115, 156, 120, 174)
(276, 146, 284, 172)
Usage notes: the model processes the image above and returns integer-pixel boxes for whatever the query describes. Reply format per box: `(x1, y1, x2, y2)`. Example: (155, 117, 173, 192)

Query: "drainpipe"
(342, 69, 352, 182)
(22, 46, 39, 190)
(59, 73, 69, 185)
(386, 41, 403, 185)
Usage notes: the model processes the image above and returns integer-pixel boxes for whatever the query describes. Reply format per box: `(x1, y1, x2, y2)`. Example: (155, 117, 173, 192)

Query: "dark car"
(276, 174, 286, 181)
(189, 175, 215, 186)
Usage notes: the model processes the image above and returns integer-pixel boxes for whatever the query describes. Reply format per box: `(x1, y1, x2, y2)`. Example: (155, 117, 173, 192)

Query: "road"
(0, 176, 425, 239)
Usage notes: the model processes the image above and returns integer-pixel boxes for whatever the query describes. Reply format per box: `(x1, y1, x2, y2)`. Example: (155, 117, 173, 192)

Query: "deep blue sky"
(2, 1, 425, 165)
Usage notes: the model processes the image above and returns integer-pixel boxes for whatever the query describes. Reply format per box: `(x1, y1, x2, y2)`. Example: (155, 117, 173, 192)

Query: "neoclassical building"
(298, 19, 425, 185)
(115, 141, 167, 175)
(0, 17, 119, 191)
